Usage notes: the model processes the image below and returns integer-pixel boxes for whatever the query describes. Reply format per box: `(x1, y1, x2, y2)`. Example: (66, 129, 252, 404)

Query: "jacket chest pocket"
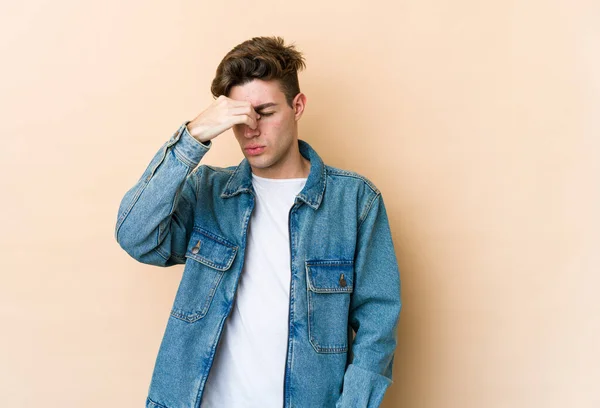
(170, 228, 238, 323)
(306, 260, 354, 353)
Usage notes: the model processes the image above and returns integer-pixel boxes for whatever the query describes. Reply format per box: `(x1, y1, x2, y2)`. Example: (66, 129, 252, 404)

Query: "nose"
(243, 122, 260, 138)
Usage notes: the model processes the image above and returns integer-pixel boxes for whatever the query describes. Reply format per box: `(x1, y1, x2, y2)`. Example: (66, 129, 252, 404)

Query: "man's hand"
(186, 95, 260, 144)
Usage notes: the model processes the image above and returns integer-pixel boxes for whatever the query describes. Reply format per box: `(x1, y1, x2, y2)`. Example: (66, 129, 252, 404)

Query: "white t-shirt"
(200, 172, 307, 408)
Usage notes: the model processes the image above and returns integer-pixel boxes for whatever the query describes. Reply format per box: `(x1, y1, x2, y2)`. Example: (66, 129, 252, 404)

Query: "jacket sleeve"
(336, 193, 402, 408)
(114, 122, 211, 267)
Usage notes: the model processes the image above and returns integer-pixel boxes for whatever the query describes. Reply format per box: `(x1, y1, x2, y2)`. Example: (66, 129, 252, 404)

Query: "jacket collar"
(221, 139, 326, 210)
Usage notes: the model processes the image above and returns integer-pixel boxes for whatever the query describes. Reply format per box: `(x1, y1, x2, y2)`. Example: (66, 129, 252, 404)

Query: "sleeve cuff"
(335, 363, 393, 408)
(170, 121, 212, 167)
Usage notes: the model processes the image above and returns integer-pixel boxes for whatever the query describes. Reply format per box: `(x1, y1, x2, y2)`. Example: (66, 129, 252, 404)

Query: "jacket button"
(191, 240, 201, 254)
(339, 273, 347, 287)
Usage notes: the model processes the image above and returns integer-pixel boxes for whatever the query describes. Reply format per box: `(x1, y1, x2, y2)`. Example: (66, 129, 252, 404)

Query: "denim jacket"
(115, 122, 402, 408)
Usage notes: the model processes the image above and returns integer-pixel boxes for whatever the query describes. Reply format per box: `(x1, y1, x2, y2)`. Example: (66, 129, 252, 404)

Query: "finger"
(229, 106, 260, 123)
(229, 114, 258, 130)
(229, 105, 256, 117)
(242, 114, 258, 130)
(221, 97, 254, 109)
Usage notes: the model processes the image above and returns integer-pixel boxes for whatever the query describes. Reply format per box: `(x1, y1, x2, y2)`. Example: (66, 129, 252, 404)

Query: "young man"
(115, 36, 401, 408)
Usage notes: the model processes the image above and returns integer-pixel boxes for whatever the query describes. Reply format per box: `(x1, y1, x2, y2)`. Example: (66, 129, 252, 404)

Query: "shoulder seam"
(358, 192, 381, 230)
(326, 166, 379, 194)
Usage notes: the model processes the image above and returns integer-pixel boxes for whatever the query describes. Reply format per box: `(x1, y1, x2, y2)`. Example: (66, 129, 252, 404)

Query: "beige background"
(1, 0, 599, 407)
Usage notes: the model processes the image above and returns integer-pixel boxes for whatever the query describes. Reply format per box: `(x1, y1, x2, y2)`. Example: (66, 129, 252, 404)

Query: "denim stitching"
(184, 228, 238, 271)
(326, 166, 380, 194)
(305, 261, 352, 353)
(172, 144, 196, 168)
(307, 290, 349, 354)
(146, 397, 169, 408)
(358, 192, 381, 231)
(305, 261, 354, 293)
(170, 267, 224, 323)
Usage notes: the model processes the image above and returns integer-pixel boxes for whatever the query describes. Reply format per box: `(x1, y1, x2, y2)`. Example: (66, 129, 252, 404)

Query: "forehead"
(228, 79, 285, 105)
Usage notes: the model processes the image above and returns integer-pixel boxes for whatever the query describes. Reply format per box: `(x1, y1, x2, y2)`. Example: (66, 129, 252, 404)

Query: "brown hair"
(211, 36, 306, 108)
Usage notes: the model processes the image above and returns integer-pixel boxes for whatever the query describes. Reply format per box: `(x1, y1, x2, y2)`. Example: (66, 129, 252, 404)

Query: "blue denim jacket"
(115, 122, 402, 408)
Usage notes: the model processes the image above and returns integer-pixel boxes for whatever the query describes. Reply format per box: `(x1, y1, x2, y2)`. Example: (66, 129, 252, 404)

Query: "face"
(228, 78, 306, 178)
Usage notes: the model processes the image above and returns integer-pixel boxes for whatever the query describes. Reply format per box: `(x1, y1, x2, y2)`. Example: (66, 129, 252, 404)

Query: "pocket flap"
(306, 260, 354, 293)
(185, 227, 238, 271)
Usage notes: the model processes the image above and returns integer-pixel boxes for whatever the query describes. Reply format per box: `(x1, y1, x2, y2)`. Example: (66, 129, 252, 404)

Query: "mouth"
(244, 145, 266, 156)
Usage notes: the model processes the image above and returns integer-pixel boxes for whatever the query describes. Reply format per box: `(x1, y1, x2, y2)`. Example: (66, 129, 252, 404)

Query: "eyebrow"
(253, 103, 278, 111)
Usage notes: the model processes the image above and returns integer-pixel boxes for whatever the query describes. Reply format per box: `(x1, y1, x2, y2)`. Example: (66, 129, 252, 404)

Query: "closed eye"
(258, 112, 274, 117)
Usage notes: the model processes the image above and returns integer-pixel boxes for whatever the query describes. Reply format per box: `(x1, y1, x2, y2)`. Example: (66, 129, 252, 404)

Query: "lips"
(244, 145, 266, 156)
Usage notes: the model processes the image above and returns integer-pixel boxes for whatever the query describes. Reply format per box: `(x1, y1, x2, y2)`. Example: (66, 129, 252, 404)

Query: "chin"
(247, 157, 268, 168)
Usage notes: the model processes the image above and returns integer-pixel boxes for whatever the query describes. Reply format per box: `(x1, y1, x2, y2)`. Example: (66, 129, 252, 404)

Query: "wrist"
(185, 121, 210, 145)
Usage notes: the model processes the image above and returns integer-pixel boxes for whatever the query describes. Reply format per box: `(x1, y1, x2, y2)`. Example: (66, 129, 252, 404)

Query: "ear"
(292, 92, 307, 121)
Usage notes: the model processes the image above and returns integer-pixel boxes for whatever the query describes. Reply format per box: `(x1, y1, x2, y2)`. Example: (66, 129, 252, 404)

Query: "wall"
(1, 0, 598, 406)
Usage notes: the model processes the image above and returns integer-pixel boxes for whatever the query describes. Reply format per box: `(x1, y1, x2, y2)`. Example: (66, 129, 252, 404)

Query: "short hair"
(211, 36, 306, 108)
